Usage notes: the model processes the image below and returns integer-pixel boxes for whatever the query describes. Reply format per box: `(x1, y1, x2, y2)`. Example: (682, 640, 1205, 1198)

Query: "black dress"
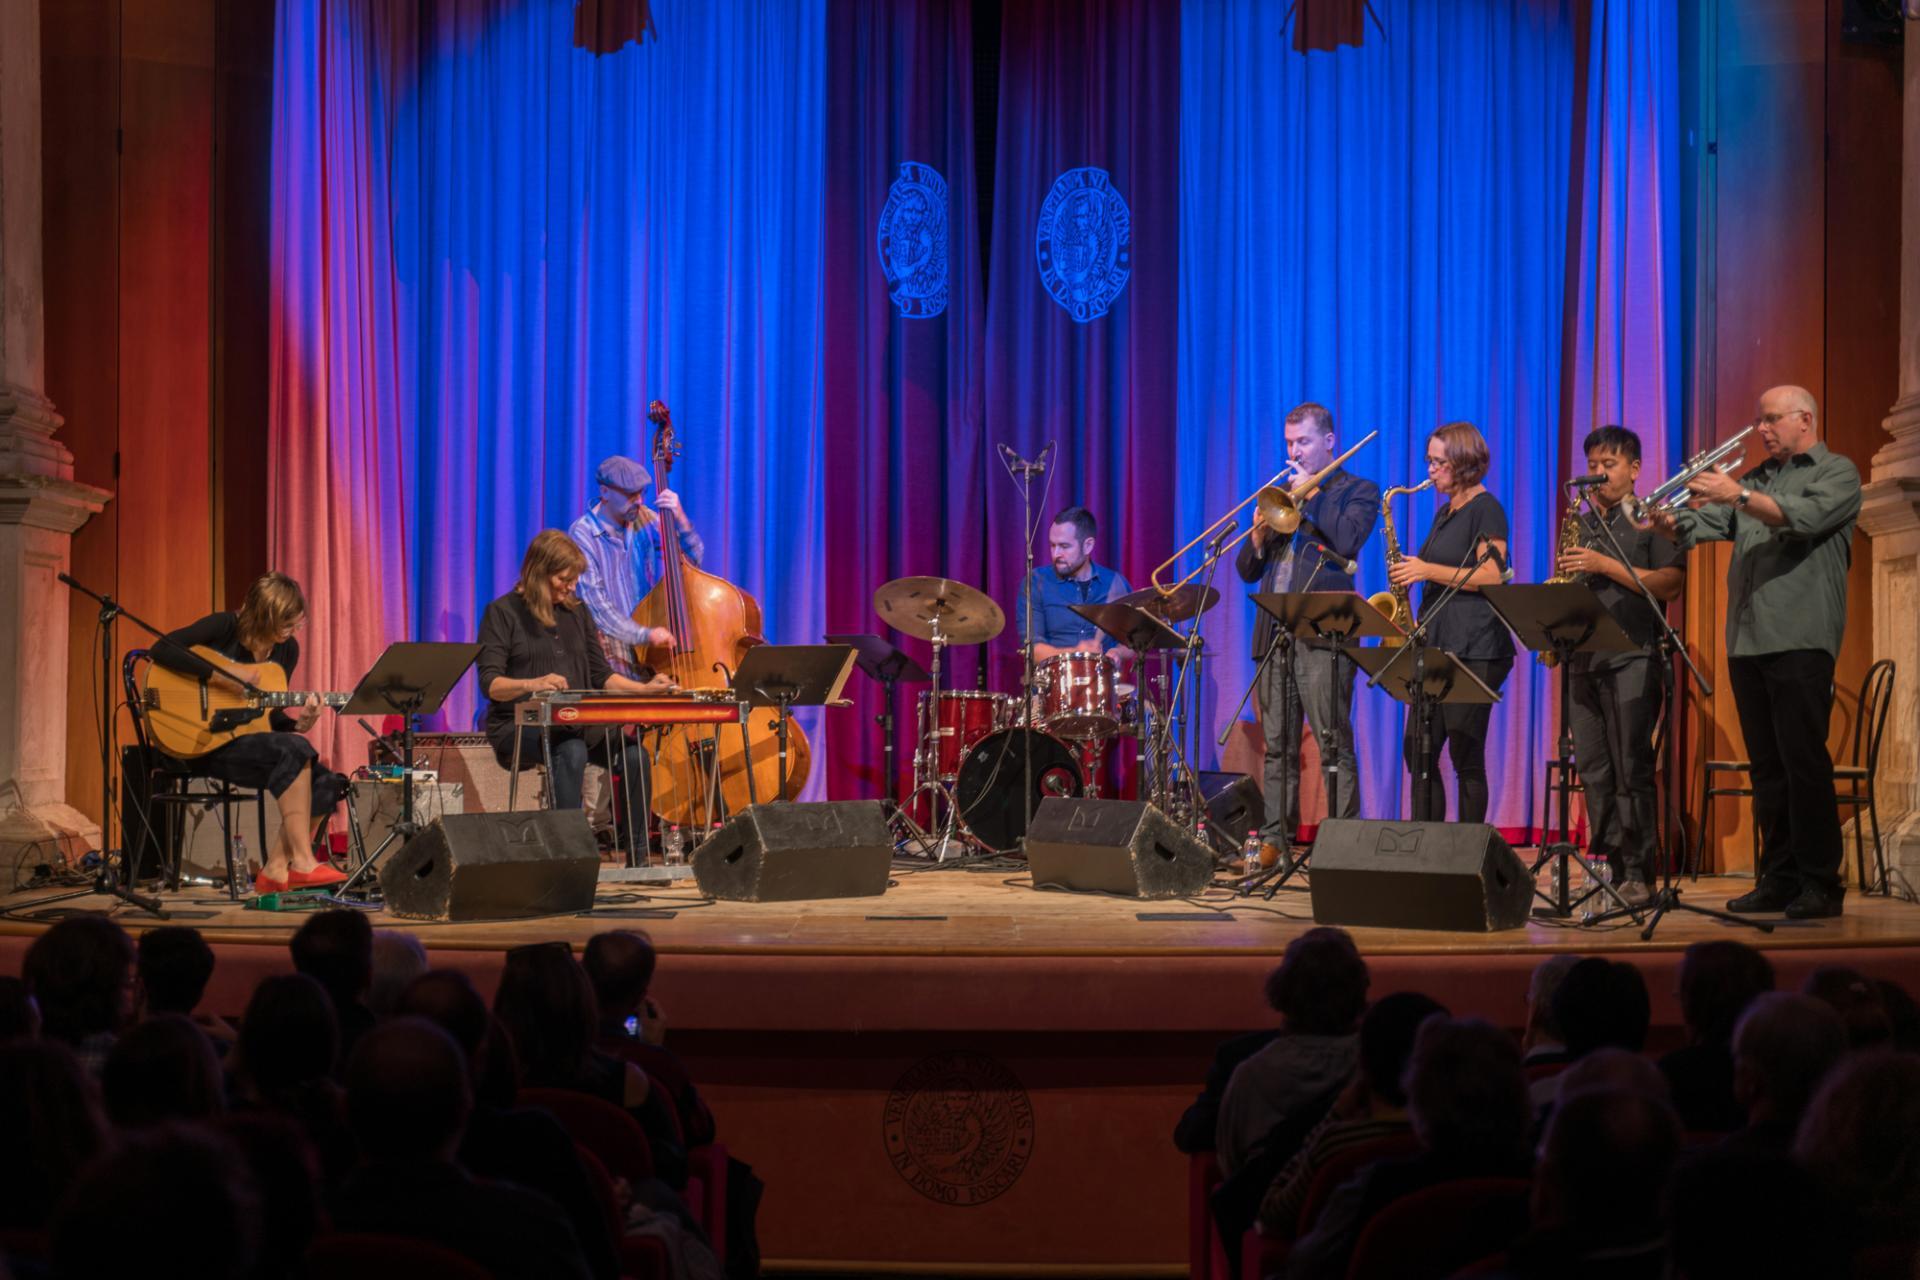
(150, 612, 345, 809)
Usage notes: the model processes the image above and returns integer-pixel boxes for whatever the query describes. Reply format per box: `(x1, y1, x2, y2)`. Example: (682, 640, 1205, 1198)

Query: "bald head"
(1756, 386, 1819, 459)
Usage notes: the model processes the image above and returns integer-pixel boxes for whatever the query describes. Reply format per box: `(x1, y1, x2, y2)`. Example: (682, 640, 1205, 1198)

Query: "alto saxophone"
(1368, 479, 1433, 646)
(1539, 488, 1592, 667)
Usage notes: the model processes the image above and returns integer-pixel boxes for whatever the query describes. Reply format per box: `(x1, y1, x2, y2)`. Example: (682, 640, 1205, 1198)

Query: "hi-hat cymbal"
(1116, 584, 1220, 624)
(874, 576, 1006, 645)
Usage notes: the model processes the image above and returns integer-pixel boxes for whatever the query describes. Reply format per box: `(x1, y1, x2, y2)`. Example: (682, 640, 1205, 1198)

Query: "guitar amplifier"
(406, 734, 516, 812)
(349, 779, 465, 856)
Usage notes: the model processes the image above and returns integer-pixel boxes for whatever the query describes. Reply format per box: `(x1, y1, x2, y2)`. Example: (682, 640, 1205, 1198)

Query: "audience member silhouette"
(21, 912, 135, 1073)
(50, 1123, 261, 1280)
(1793, 1050, 1920, 1251)
(102, 1012, 226, 1127)
(367, 928, 428, 1018)
(289, 909, 376, 1063)
(0, 1038, 108, 1235)
(1658, 941, 1774, 1133)
(235, 972, 351, 1184)
(330, 1017, 594, 1280)
(1725, 992, 1847, 1157)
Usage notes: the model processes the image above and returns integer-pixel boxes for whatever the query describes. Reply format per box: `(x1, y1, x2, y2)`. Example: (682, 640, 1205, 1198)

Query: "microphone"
(1311, 543, 1359, 576)
(998, 442, 1026, 465)
(1207, 518, 1241, 555)
(1567, 474, 1608, 488)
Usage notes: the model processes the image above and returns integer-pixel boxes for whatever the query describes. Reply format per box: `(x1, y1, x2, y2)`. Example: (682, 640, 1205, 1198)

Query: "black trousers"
(1404, 655, 1512, 824)
(1569, 656, 1662, 884)
(1727, 649, 1843, 898)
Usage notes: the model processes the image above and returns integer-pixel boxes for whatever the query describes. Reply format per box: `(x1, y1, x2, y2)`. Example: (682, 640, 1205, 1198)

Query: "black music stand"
(733, 644, 857, 802)
(337, 642, 480, 898)
(1350, 645, 1500, 828)
(824, 633, 929, 810)
(1483, 582, 1640, 919)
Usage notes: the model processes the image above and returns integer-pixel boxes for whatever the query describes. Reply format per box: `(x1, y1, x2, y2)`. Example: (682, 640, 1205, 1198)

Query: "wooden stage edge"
(5, 870, 1920, 1275)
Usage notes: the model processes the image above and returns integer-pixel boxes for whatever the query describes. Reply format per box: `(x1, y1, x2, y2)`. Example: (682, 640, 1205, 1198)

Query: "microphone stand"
(1154, 525, 1236, 834)
(1001, 442, 1054, 851)
(1576, 497, 1763, 938)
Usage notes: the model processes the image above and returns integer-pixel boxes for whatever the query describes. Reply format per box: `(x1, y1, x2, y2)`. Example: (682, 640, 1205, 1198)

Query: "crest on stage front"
(878, 162, 950, 319)
(1036, 166, 1131, 322)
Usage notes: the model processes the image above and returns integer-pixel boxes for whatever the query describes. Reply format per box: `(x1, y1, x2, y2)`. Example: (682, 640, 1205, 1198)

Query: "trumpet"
(1622, 426, 1755, 529)
(1151, 430, 1379, 596)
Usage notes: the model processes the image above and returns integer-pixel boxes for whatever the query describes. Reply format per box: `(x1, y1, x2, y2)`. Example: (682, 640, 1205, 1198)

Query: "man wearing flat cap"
(569, 455, 705, 678)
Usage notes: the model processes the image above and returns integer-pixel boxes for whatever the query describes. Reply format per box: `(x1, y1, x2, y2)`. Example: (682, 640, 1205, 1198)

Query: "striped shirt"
(568, 505, 705, 677)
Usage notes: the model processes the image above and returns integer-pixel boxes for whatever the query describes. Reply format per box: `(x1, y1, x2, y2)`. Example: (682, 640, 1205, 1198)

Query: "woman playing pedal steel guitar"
(153, 572, 348, 894)
(478, 529, 675, 814)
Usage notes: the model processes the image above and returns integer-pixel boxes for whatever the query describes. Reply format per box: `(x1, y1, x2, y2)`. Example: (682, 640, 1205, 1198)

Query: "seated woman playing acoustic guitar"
(152, 572, 348, 894)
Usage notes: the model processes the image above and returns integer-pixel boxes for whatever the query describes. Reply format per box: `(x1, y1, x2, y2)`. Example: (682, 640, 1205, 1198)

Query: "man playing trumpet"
(1650, 386, 1861, 920)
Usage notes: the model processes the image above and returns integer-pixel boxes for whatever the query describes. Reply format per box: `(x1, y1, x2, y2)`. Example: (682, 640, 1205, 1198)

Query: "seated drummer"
(478, 530, 675, 814)
(1013, 506, 1136, 666)
(152, 572, 347, 895)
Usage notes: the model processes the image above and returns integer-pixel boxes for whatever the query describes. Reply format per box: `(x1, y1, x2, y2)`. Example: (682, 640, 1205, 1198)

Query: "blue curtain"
(1177, 0, 1579, 833)
(274, 0, 827, 773)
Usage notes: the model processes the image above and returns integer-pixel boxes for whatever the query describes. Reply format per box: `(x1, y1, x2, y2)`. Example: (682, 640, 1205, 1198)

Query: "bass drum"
(953, 727, 1085, 854)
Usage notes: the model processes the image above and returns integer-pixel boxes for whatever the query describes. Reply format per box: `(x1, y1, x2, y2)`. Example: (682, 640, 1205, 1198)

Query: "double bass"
(631, 401, 811, 824)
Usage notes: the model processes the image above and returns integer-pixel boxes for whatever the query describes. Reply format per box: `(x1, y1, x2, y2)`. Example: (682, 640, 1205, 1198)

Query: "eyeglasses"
(1755, 410, 1811, 428)
(1425, 458, 1452, 472)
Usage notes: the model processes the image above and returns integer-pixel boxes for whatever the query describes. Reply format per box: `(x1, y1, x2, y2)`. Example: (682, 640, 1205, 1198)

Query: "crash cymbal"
(873, 576, 1006, 645)
(1116, 583, 1220, 624)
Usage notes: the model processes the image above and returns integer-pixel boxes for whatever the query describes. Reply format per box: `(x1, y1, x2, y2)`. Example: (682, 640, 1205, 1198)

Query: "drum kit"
(870, 574, 1221, 858)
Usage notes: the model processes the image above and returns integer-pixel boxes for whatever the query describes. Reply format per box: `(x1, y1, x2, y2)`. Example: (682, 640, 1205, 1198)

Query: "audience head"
(217, 1112, 323, 1276)
(238, 972, 339, 1096)
(366, 929, 429, 1018)
(0, 1038, 109, 1231)
(397, 969, 490, 1063)
(1551, 957, 1651, 1057)
(1677, 940, 1775, 1046)
(1669, 1148, 1829, 1279)
(1532, 1087, 1681, 1237)
(1732, 992, 1847, 1129)
(1878, 979, 1920, 1052)
(1404, 1016, 1530, 1163)
(51, 1123, 261, 1279)
(0, 974, 39, 1041)
(102, 1013, 225, 1127)
(1522, 953, 1581, 1051)
(1358, 992, 1447, 1108)
(1793, 1050, 1920, 1243)
(136, 925, 218, 1017)
(22, 912, 136, 1047)
(345, 1016, 473, 1162)
(583, 929, 659, 1023)
(1263, 927, 1369, 1036)
(494, 940, 598, 1084)
(1554, 1046, 1671, 1106)
(1801, 966, 1894, 1050)
(289, 908, 375, 1010)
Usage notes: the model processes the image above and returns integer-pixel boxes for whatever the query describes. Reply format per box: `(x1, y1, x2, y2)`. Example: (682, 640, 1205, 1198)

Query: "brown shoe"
(1259, 842, 1286, 870)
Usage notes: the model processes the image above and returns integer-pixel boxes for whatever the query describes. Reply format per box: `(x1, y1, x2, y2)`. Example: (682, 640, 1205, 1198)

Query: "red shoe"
(287, 864, 347, 888)
(254, 870, 289, 895)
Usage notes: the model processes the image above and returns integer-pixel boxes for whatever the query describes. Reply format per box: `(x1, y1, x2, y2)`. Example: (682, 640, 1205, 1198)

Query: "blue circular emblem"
(878, 162, 949, 319)
(1035, 167, 1131, 322)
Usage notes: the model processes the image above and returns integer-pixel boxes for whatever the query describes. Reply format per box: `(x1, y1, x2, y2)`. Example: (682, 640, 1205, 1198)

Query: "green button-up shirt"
(1671, 441, 1861, 658)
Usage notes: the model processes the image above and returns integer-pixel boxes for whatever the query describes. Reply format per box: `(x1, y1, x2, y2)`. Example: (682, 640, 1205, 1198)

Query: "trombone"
(1151, 430, 1379, 596)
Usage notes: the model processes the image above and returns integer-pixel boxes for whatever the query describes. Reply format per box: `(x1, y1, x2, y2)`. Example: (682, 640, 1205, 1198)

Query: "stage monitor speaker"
(1024, 798, 1214, 899)
(1307, 819, 1533, 932)
(379, 810, 600, 922)
(692, 801, 892, 902)
(1196, 771, 1264, 859)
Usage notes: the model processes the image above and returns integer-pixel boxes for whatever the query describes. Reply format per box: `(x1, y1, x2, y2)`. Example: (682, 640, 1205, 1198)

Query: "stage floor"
(5, 866, 1919, 1275)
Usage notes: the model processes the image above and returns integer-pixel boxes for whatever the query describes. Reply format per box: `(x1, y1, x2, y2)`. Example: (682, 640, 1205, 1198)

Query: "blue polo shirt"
(1013, 563, 1134, 650)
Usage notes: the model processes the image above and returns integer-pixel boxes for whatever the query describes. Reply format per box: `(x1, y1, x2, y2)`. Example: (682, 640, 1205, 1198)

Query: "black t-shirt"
(153, 611, 303, 732)
(1415, 491, 1516, 662)
(476, 592, 613, 741)
(1567, 503, 1682, 669)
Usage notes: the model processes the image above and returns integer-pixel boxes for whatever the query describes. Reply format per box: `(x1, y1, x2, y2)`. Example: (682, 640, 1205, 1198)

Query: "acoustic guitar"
(140, 644, 349, 758)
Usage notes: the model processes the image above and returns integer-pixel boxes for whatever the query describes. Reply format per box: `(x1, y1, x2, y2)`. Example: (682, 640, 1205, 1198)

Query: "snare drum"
(1035, 651, 1120, 740)
(917, 690, 1013, 781)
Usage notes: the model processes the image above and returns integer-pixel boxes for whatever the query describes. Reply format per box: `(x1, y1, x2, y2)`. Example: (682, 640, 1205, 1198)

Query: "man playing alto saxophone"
(1235, 403, 1381, 867)
(1555, 426, 1686, 907)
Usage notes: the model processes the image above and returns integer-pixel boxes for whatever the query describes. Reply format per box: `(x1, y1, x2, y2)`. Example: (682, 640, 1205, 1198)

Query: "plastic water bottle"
(661, 824, 685, 865)
(233, 833, 250, 877)
(1242, 833, 1263, 878)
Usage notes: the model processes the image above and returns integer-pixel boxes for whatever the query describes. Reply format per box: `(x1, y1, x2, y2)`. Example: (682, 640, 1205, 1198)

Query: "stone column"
(0, 0, 110, 867)
(1856, 24, 1920, 894)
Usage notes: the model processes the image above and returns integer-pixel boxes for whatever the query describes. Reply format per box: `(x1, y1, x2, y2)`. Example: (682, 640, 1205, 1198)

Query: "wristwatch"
(1735, 488, 1752, 509)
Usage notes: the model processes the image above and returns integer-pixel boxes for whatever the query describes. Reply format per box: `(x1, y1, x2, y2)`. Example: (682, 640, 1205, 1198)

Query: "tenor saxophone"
(1368, 479, 1433, 646)
(1538, 488, 1591, 667)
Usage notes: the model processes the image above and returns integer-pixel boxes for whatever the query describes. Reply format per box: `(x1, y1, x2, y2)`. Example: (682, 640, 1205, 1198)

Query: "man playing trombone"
(1235, 403, 1381, 866)
(1651, 386, 1862, 920)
